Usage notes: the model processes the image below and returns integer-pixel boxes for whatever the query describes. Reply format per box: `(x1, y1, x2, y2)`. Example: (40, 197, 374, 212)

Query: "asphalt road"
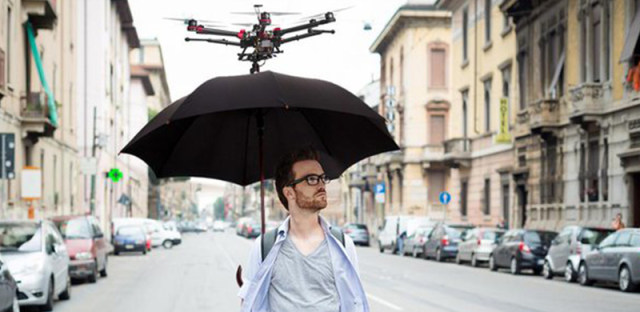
(43, 230, 639, 312)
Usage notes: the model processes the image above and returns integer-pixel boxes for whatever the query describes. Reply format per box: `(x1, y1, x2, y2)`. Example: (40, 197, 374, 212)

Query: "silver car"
(0, 220, 71, 311)
(456, 228, 504, 267)
(542, 226, 614, 282)
(401, 226, 433, 257)
(579, 228, 640, 292)
(344, 223, 370, 246)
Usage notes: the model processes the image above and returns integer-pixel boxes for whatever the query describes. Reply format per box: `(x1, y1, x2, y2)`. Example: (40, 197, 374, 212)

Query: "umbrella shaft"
(258, 113, 266, 235)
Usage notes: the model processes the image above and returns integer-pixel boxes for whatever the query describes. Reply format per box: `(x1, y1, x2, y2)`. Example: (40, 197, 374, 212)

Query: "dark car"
(0, 254, 18, 312)
(543, 226, 614, 282)
(244, 222, 262, 239)
(344, 223, 370, 246)
(423, 223, 474, 262)
(113, 226, 148, 255)
(52, 215, 111, 283)
(489, 229, 557, 275)
(579, 228, 640, 292)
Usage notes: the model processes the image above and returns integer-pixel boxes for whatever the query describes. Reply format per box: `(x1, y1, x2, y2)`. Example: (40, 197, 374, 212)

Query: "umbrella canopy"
(121, 71, 398, 186)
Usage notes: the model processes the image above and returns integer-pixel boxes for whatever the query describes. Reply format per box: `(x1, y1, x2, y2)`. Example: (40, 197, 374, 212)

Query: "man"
(238, 147, 369, 312)
(612, 213, 626, 231)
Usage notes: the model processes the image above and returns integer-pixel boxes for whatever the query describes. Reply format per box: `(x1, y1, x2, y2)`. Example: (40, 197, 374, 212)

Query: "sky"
(127, 0, 408, 206)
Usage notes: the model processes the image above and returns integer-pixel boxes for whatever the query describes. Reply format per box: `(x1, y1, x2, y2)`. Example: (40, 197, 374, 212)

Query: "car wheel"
(163, 240, 173, 249)
(100, 257, 108, 277)
(11, 295, 19, 312)
(578, 263, 593, 286)
(564, 262, 576, 283)
(489, 255, 497, 271)
(619, 265, 638, 292)
(542, 261, 553, 279)
(412, 247, 418, 258)
(471, 253, 478, 267)
(114, 250, 120, 256)
(41, 277, 54, 311)
(378, 241, 384, 253)
(143, 249, 147, 255)
(436, 248, 443, 262)
(88, 261, 98, 283)
(455, 253, 462, 265)
(58, 274, 71, 300)
(510, 258, 521, 275)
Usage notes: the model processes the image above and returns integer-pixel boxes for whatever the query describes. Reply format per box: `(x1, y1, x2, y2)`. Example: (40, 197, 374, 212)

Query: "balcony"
(528, 98, 560, 134)
(21, 92, 56, 140)
(375, 150, 404, 171)
(443, 138, 471, 168)
(568, 83, 606, 124)
(421, 144, 445, 169)
(24, 0, 57, 30)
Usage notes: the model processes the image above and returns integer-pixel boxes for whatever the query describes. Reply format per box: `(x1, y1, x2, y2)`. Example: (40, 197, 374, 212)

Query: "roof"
(130, 65, 155, 96)
(370, 5, 451, 54)
(114, 0, 140, 48)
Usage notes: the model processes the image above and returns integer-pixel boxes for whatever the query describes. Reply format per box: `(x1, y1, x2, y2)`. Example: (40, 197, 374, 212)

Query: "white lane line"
(366, 293, 404, 311)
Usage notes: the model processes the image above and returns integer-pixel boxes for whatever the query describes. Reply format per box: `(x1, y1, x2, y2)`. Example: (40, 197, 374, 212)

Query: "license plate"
(537, 259, 544, 265)
(126, 244, 134, 249)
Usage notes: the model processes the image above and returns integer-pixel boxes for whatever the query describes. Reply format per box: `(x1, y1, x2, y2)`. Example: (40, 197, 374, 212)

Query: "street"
(48, 231, 639, 312)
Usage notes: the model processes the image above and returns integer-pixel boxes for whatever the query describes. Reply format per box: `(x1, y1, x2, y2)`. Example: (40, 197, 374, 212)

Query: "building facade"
(435, 0, 518, 227)
(370, 4, 453, 222)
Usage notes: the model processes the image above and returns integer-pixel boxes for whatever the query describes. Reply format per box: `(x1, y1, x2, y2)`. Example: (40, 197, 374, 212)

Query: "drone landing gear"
(250, 62, 260, 74)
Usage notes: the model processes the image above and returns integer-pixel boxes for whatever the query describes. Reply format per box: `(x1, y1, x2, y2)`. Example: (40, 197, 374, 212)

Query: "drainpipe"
(474, 0, 479, 134)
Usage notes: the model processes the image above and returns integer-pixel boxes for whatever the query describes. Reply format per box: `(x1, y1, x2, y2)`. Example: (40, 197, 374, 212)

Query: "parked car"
(235, 218, 253, 236)
(578, 228, 640, 292)
(542, 226, 614, 282)
(456, 227, 505, 267)
(489, 229, 557, 275)
(378, 216, 432, 253)
(344, 223, 370, 246)
(112, 218, 152, 252)
(212, 220, 227, 232)
(113, 226, 148, 255)
(401, 225, 433, 257)
(0, 253, 19, 312)
(424, 223, 474, 262)
(0, 220, 71, 311)
(51, 215, 111, 283)
(113, 218, 180, 249)
(244, 222, 262, 239)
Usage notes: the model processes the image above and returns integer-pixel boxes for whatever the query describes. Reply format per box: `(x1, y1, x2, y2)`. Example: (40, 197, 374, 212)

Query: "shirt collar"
(276, 214, 333, 238)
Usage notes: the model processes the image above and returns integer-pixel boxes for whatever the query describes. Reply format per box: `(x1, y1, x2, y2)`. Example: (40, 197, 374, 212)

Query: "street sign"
(108, 168, 123, 182)
(79, 158, 97, 175)
(439, 191, 451, 205)
(0, 133, 15, 180)
(21, 167, 42, 200)
(375, 182, 385, 203)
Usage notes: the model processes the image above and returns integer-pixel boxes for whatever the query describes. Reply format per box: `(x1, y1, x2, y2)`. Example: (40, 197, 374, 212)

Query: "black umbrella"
(121, 71, 398, 234)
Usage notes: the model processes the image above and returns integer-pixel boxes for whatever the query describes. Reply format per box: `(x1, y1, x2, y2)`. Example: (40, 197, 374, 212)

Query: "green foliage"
(214, 197, 225, 220)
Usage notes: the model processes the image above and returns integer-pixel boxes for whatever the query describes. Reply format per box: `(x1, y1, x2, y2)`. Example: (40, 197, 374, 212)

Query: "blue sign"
(375, 183, 385, 194)
(439, 191, 451, 205)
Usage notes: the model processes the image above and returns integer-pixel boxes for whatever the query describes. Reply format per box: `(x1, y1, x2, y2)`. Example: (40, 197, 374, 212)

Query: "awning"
(25, 21, 58, 127)
(621, 9, 640, 63)
(548, 51, 565, 98)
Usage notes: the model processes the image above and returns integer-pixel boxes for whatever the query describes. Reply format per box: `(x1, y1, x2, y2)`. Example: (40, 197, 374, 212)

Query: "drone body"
(180, 5, 337, 74)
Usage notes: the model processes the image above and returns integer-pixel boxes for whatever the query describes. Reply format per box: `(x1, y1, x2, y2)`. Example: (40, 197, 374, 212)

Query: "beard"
(295, 189, 328, 211)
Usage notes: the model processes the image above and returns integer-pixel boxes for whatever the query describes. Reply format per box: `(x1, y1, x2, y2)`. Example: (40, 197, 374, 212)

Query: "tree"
(214, 197, 225, 220)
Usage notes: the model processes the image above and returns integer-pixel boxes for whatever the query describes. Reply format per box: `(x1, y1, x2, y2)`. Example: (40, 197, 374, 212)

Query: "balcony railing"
(21, 91, 56, 138)
(569, 83, 606, 124)
(443, 138, 471, 168)
(422, 144, 445, 165)
(528, 98, 560, 133)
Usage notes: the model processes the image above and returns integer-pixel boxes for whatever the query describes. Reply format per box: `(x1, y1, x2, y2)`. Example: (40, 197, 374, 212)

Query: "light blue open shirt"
(238, 216, 370, 312)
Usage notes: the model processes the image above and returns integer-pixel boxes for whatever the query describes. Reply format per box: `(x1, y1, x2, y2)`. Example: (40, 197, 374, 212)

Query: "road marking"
(215, 236, 237, 270)
(366, 293, 404, 311)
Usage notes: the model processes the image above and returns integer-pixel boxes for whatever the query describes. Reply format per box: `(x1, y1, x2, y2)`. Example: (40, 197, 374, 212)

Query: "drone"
(171, 5, 339, 74)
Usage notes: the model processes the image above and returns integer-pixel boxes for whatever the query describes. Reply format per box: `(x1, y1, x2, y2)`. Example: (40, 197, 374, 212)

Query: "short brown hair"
(275, 147, 319, 210)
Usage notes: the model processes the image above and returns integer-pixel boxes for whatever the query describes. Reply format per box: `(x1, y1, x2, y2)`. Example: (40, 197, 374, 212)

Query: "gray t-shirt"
(269, 236, 340, 312)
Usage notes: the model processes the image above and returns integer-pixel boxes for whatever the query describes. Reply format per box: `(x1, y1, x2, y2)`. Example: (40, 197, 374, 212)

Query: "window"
(485, 0, 492, 43)
(602, 139, 608, 201)
(463, 8, 469, 62)
(503, 12, 510, 30)
(6, 6, 11, 84)
(461, 180, 468, 217)
(390, 57, 394, 88)
(502, 66, 511, 127)
(483, 178, 491, 215)
(540, 10, 566, 97)
(429, 115, 445, 144)
(462, 91, 469, 141)
(592, 2, 602, 82)
(631, 234, 640, 247)
(484, 79, 492, 132)
(615, 231, 632, 246)
(518, 51, 528, 110)
(400, 47, 404, 92)
(501, 181, 509, 224)
(430, 48, 446, 88)
(428, 170, 445, 204)
(599, 232, 617, 248)
(588, 139, 599, 202)
(583, 0, 611, 82)
(541, 136, 558, 204)
(579, 143, 586, 202)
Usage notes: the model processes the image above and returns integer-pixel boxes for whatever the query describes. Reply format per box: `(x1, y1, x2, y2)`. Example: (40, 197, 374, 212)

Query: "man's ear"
(284, 186, 295, 201)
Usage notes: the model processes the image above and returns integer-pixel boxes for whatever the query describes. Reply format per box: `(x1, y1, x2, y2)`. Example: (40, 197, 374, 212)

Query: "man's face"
(290, 160, 327, 211)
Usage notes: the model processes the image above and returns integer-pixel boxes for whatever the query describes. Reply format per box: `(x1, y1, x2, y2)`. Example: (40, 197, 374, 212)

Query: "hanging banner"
(495, 97, 511, 144)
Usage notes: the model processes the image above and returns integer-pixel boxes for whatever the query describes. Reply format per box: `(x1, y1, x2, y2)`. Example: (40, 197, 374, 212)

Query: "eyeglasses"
(288, 174, 330, 187)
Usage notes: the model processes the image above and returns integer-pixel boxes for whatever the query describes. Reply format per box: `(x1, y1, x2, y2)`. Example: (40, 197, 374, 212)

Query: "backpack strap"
(261, 228, 279, 262)
(330, 227, 345, 248)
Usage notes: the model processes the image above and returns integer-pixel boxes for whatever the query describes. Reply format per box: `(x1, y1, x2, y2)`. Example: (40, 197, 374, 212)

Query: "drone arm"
(195, 27, 240, 38)
(280, 30, 330, 44)
(185, 37, 242, 46)
(278, 13, 335, 35)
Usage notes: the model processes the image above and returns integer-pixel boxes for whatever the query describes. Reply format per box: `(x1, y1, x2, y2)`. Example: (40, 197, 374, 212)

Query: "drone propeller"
(294, 6, 353, 22)
(231, 11, 301, 16)
(163, 17, 223, 24)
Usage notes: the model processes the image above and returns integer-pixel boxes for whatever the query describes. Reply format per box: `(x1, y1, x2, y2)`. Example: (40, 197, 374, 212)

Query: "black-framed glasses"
(288, 174, 330, 187)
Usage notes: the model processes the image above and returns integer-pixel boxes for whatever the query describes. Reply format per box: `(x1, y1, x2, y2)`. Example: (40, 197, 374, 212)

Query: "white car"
(0, 220, 71, 311)
(378, 216, 433, 253)
(113, 218, 181, 249)
(212, 221, 227, 232)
